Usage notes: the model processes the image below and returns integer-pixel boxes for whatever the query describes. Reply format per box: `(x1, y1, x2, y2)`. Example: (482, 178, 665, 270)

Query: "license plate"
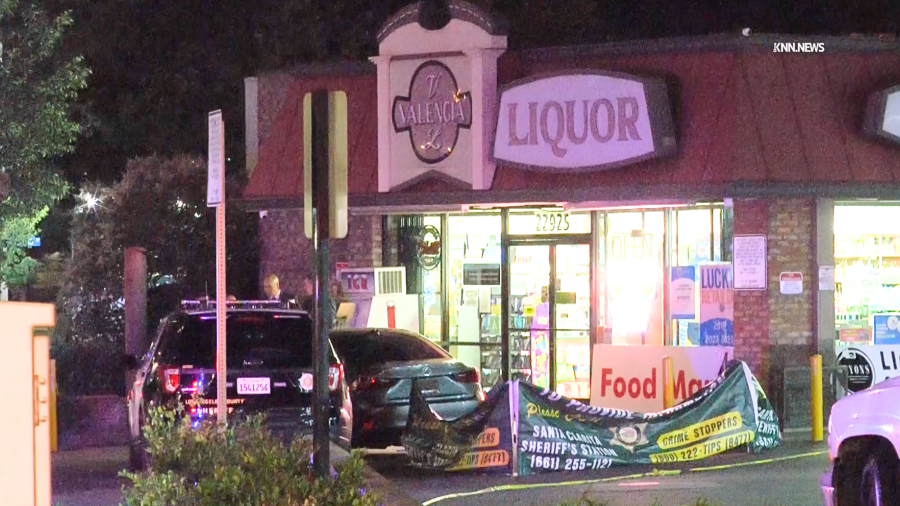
(420, 379, 440, 396)
(237, 377, 271, 395)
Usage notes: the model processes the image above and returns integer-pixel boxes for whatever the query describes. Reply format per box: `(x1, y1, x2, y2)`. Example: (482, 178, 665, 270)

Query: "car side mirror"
(123, 354, 140, 370)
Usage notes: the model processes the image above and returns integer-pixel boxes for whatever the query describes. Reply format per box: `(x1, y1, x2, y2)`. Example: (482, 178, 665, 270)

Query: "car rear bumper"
(356, 398, 480, 433)
(821, 467, 835, 506)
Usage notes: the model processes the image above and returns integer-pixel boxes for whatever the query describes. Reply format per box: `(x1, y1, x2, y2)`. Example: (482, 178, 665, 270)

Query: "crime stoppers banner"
(403, 361, 781, 476)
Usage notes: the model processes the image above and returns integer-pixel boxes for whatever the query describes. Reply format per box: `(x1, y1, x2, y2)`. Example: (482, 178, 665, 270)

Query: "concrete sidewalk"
(52, 443, 422, 506)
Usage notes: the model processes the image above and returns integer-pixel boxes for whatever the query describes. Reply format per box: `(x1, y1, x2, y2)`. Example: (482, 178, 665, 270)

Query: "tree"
(59, 154, 258, 338)
(0, 0, 89, 289)
(56, 154, 257, 394)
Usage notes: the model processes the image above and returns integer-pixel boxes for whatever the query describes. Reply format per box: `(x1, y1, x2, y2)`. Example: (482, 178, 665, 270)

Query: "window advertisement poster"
(670, 266, 696, 320)
(873, 314, 900, 345)
(699, 264, 734, 346)
(733, 235, 767, 290)
(819, 265, 835, 291)
(530, 302, 551, 389)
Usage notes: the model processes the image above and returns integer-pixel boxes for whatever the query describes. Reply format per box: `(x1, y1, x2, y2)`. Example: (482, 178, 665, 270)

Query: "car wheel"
(838, 450, 900, 506)
(128, 412, 150, 472)
(860, 451, 900, 506)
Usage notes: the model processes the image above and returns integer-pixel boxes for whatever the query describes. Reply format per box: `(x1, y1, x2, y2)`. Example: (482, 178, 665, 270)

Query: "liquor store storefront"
(242, 1, 900, 407)
(408, 205, 729, 398)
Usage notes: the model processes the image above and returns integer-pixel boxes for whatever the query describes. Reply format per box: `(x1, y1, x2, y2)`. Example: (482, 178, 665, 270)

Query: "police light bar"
(180, 299, 290, 310)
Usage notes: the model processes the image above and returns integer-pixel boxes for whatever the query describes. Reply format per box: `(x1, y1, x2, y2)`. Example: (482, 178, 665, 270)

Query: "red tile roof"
(242, 73, 378, 203)
(243, 36, 900, 208)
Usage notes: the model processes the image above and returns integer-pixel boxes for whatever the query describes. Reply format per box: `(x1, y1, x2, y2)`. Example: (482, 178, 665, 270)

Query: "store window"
(670, 206, 725, 346)
(447, 212, 503, 390)
(605, 211, 665, 346)
(834, 205, 900, 346)
(422, 216, 442, 342)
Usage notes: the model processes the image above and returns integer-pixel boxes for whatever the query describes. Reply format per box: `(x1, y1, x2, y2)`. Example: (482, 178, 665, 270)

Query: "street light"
(75, 189, 101, 214)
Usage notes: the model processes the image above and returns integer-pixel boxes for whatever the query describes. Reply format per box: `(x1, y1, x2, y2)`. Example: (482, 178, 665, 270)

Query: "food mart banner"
(403, 361, 781, 476)
(836, 345, 900, 392)
(590, 345, 733, 413)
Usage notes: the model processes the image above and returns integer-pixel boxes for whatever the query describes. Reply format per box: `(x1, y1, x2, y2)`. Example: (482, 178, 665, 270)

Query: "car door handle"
(243, 359, 264, 366)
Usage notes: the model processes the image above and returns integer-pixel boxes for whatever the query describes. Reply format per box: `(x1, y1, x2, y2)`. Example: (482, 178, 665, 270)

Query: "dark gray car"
(330, 328, 485, 448)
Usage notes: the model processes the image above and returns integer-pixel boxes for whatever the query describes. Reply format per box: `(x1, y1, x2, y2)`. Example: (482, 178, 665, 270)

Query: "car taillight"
(328, 364, 343, 392)
(158, 366, 180, 394)
(352, 376, 394, 392)
(456, 368, 480, 384)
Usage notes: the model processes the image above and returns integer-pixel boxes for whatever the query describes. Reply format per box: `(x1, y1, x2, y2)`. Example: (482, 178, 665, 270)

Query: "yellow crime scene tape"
(421, 450, 828, 506)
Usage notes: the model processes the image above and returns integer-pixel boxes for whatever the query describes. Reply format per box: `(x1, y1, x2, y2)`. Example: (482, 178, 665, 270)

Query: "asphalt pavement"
(51, 440, 829, 506)
(364, 440, 829, 506)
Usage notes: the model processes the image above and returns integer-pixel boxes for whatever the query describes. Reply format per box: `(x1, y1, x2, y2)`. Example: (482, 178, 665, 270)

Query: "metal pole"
(663, 356, 676, 409)
(811, 354, 824, 442)
(215, 202, 227, 427)
(310, 90, 331, 476)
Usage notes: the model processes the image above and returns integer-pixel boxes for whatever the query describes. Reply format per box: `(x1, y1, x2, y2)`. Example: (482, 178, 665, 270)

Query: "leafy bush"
(121, 403, 381, 506)
(52, 336, 123, 396)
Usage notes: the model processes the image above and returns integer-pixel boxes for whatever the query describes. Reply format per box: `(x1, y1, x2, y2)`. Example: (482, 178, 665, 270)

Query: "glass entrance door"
(508, 243, 591, 398)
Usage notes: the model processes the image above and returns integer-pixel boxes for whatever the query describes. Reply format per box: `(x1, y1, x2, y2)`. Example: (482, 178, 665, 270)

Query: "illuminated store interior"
(402, 203, 731, 398)
(834, 203, 900, 347)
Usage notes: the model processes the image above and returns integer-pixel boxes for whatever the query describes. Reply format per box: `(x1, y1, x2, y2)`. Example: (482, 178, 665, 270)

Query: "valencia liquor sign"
(491, 71, 677, 172)
(393, 60, 473, 164)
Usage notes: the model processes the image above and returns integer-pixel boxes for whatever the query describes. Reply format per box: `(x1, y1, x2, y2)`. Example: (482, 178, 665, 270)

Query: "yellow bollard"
(811, 355, 824, 442)
(50, 359, 57, 453)
(663, 356, 676, 409)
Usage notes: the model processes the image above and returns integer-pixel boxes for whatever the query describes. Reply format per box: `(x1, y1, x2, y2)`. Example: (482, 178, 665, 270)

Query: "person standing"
(263, 274, 296, 306)
(298, 277, 315, 313)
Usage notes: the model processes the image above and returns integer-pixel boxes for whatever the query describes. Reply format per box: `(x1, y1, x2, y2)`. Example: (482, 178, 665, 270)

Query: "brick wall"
(258, 210, 382, 296)
(733, 199, 769, 374)
(767, 199, 816, 348)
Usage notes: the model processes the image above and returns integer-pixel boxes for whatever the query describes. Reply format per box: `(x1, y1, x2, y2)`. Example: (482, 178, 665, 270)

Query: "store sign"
(670, 266, 696, 320)
(589, 344, 733, 413)
(609, 233, 655, 260)
(463, 263, 501, 286)
(393, 60, 473, 164)
(491, 72, 676, 172)
(508, 211, 591, 235)
(863, 85, 900, 145)
(699, 265, 734, 347)
(417, 225, 441, 270)
(873, 314, 900, 345)
(733, 235, 767, 290)
(836, 346, 900, 392)
(340, 268, 376, 296)
(779, 272, 803, 295)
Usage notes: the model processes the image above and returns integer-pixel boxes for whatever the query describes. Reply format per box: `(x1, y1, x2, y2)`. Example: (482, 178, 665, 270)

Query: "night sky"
(31, 0, 899, 252)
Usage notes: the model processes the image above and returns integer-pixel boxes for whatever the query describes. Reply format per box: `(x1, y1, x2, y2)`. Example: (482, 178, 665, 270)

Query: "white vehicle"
(822, 376, 900, 506)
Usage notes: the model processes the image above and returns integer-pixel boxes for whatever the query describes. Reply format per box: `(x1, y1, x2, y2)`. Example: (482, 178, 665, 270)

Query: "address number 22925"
(535, 213, 571, 233)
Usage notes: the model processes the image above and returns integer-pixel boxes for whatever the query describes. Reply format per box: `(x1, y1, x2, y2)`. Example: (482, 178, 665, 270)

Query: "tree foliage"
(0, 0, 88, 288)
(55, 155, 257, 394)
